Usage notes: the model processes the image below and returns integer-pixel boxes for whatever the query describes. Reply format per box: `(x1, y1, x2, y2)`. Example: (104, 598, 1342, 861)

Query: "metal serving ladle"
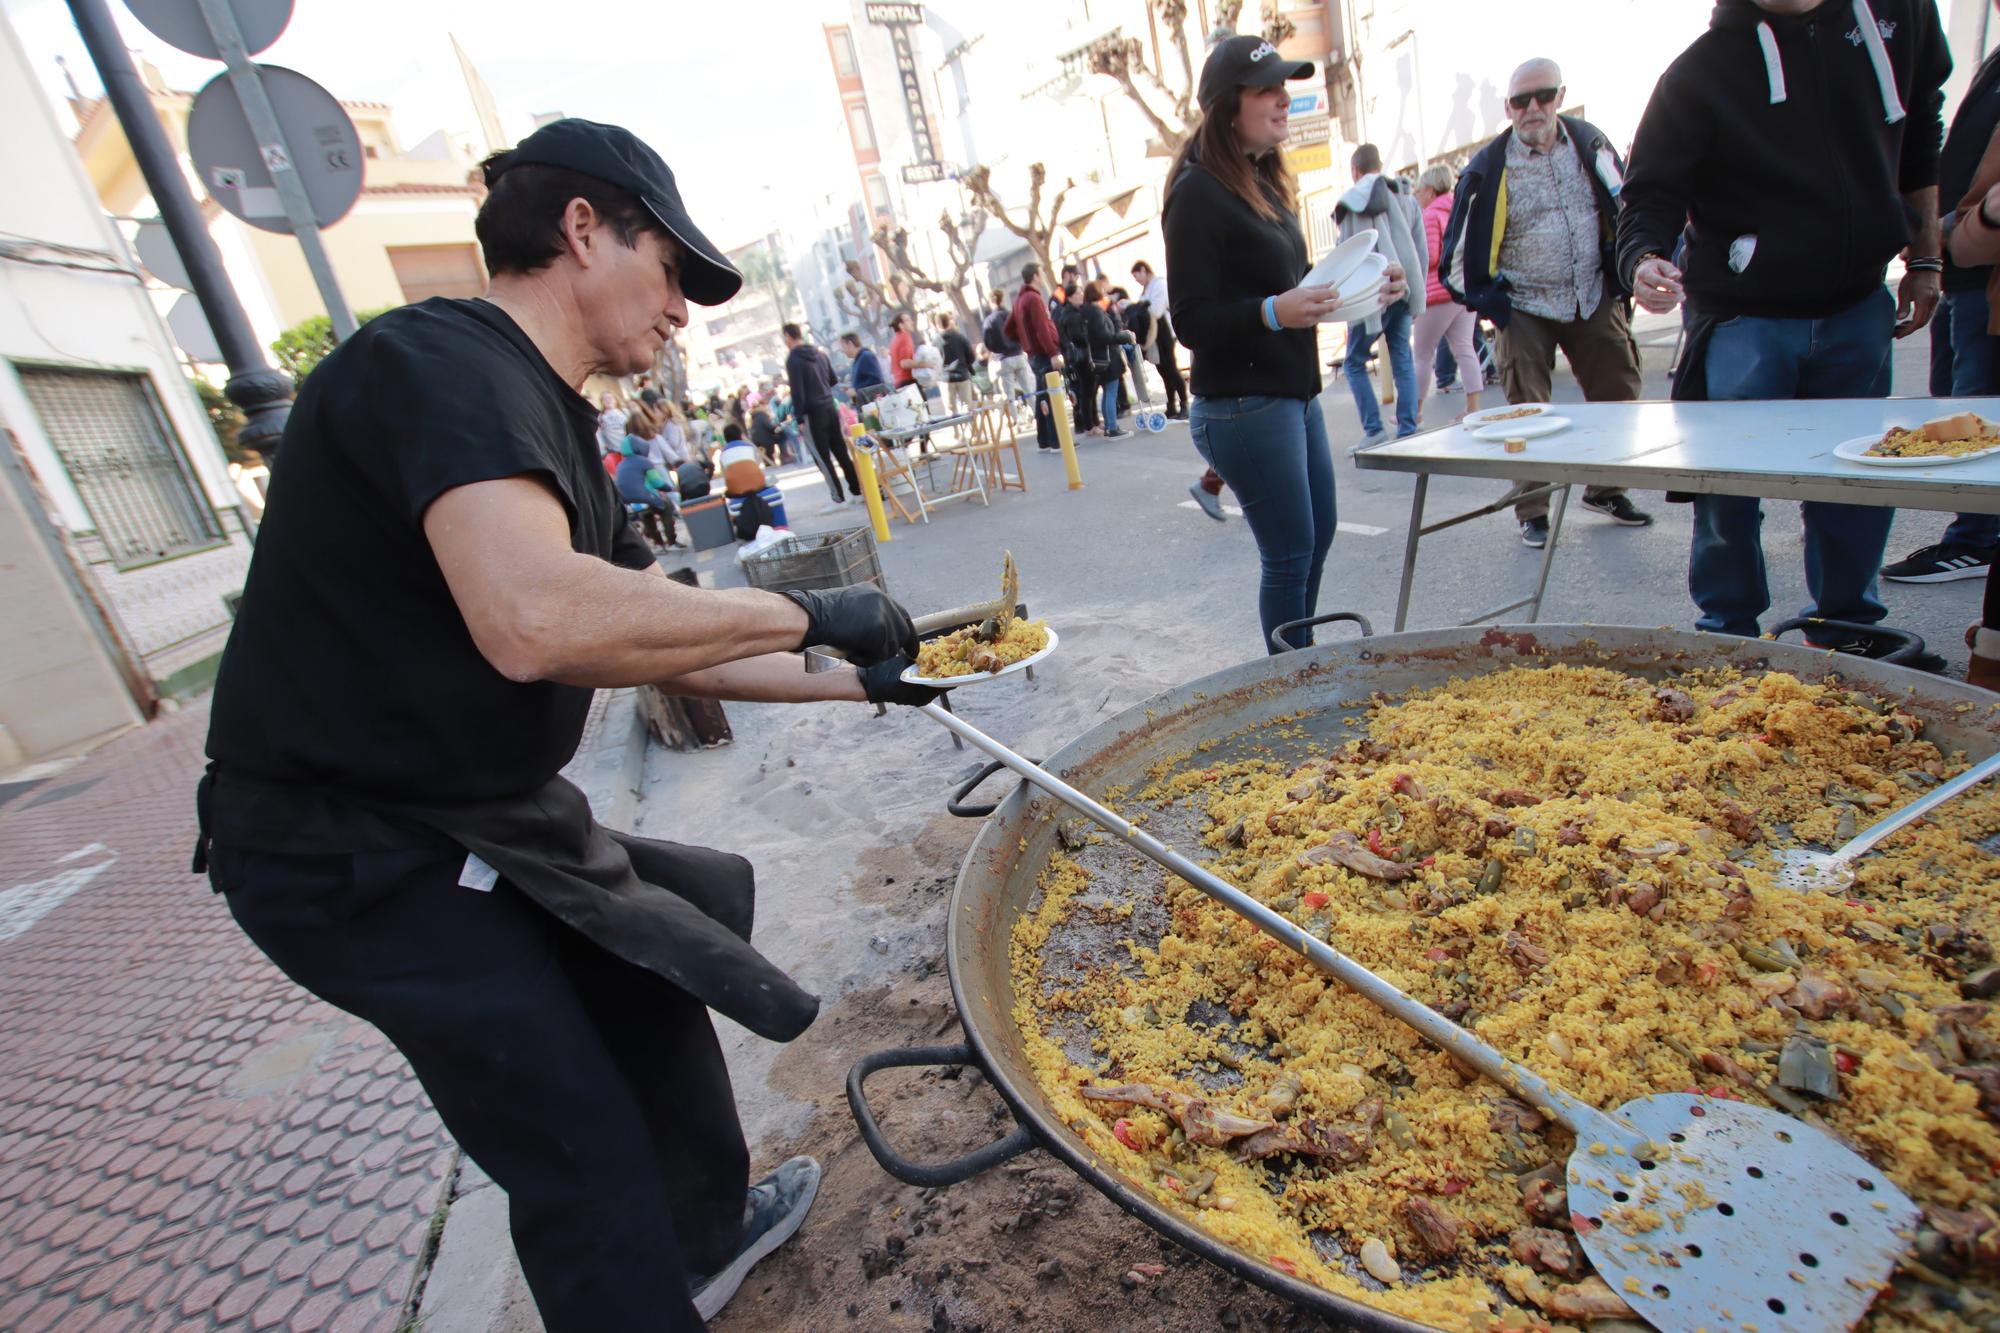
(1773, 750, 2000, 891)
(917, 698, 1920, 1333)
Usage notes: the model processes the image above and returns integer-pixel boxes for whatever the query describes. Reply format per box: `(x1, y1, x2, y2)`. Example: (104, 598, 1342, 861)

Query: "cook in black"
(195, 118, 937, 1332)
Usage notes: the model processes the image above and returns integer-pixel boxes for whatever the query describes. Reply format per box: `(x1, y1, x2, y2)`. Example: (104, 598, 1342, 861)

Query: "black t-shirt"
(939, 329, 975, 380)
(204, 298, 655, 844)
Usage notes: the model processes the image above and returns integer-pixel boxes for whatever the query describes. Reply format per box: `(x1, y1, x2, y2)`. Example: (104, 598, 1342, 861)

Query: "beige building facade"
(1, 11, 254, 765)
(72, 59, 488, 356)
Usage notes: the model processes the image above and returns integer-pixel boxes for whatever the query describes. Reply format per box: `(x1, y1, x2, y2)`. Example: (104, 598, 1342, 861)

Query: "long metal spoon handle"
(1835, 749, 2000, 865)
(920, 702, 1638, 1148)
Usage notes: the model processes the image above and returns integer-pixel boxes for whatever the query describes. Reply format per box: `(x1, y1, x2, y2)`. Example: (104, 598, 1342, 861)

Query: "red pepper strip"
(1112, 1118, 1137, 1150)
(1367, 828, 1388, 857)
(1835, 1051, 1858, 1075)
(1269, 1256, 1298, 1277)
(1302, 891, 1330, 909)
(1419, 855, 1437, 869)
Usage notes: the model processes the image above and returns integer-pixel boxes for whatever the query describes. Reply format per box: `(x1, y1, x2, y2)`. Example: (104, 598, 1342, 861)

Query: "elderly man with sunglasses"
(1439, 59, 1652, 549)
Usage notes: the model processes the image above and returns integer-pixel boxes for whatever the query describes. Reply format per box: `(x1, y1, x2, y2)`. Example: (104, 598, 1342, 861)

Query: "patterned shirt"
(1497, 127, 1603, 322)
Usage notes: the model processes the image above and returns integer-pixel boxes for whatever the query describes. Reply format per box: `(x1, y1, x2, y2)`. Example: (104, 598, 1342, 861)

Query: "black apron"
(195, 767, 819, 1043)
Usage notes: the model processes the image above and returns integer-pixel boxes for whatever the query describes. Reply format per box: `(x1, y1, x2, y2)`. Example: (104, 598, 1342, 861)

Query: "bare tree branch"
(1088, 35, 1185, 155)
(964, 162, 1072, 282)
(1260, 1, 1296, 45)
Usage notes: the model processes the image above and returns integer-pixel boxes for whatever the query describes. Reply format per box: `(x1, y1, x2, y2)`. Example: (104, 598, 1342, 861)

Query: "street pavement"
(0, 304, 1976, 1333)
(0, 690, 640, 1332)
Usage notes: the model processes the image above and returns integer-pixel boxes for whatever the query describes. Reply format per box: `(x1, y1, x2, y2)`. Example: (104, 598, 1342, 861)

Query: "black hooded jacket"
(1617, 0, 1950, 320)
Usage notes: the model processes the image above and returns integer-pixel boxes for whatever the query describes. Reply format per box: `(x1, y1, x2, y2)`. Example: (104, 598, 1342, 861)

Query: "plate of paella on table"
(1836, 412, 2000, 467)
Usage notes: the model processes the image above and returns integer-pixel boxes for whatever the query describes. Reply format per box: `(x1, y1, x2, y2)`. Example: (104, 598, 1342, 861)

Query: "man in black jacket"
(1438, 58, 1651, 548)
(1619, 0, 1950, 646)
(783, 322, 862, 511)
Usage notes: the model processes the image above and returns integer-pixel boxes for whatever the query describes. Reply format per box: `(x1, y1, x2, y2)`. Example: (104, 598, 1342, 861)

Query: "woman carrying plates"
(1164, 35, 1407, 654)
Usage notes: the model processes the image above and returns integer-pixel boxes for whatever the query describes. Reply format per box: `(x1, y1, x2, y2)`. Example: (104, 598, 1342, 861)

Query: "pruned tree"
(963, 162, 1071, 286)
(870, 209, 988, 334)
(1086, 0, 1197, 156)
(838, 258, 910, 347)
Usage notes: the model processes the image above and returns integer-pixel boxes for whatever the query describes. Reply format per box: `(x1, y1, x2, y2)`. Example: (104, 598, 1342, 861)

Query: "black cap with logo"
(1197, 35, 1317, 112)
(482, 118, 743, 307)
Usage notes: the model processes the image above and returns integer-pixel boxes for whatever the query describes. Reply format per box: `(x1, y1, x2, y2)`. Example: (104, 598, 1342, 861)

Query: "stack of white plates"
(1323, 254, 1389, 323)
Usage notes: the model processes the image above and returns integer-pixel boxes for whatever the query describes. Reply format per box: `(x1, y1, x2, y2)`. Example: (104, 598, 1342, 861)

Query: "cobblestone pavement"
(0, 699, 455, 1333)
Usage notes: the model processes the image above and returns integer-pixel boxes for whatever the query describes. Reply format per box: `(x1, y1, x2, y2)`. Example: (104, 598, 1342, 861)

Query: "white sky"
(2, 0, 862, 248)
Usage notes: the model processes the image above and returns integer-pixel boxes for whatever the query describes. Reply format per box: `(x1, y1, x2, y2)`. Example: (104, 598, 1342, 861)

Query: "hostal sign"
(866, 3, 943, 182)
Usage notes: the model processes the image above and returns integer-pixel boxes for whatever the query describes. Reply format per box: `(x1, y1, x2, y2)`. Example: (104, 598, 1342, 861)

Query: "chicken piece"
(1503, 932, 1551, 972)
(1948, 1066, 2000, 1122)
(1651, 686, 1695, 722)
(1508, 1226, 1586, 1279)
(1298, 831, 1419, 881)
(1483, 815, 1516, 840)
(1519, 1164, 1569, 1229)
(1789, 972, 1850, 1020)
(1490, 788, 1543, 808)
(1919, 1203, 2000, 1276)
(1232, 1097, 1382, 1164)
(1547, 1276, 1638, 1321)
(1080, 1083, 1274, 1147)
(1555, 821, 1588, 846)
(1259, 1071, 1303, 1119)
(1716, 799, 1761, 842)
(1488, 1097, 1547, 1136)
(1397, 1196, 1463, 1259)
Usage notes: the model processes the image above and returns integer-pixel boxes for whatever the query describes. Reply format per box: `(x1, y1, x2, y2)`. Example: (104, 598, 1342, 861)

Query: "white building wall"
(0, 7, 250, 706)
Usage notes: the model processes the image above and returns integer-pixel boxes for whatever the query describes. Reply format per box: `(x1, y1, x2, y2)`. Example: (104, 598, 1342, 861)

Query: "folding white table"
(1351, 397, 2000, 630)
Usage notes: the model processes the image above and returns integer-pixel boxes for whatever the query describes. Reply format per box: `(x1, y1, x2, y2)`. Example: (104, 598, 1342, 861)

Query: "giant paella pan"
(849, 622, 2000, 1331)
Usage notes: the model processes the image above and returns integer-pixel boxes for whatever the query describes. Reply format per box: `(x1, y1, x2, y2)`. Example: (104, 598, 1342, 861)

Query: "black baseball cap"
(1197, 35, 1317, 112)
(483, 118, 742, 306)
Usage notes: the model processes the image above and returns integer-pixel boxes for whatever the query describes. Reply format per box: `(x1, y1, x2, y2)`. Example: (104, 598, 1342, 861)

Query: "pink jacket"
(1422, 191, 1456, 308)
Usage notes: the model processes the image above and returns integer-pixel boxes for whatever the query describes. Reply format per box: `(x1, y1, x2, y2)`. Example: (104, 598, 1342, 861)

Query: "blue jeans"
(1100, 373, 1121, 433)
(1343, 299, 1417, 437)
(1690, 287, 1895, 637)
(1190, 394, 1336, 653)
(1931, 289, 2000, 548)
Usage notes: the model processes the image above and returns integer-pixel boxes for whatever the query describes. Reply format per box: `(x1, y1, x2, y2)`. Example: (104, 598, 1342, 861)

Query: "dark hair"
(840, 331, 862, 348)
(474, 160, 667, 276)
(1082, 280, 1105, 303)
(1167, 88, 1297, 224)
(723, 423, 744, 442)
(1352, 143, 1382, 174)
(891, 313, 907, 331)
(1110, 286, 1129, 300)
(781, 322, 802, 340)
(1020, 262, 1040, 283)
(1130, 259, 1152, 275)
(990, 289, 1007, 303)
(934, 312, 953, 329)
(1061, 263, 1079, 276)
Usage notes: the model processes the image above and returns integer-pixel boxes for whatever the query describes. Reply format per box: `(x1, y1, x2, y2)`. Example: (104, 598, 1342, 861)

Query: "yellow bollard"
(849, 423, 892, 543)
(1046, 370, 1083, 491)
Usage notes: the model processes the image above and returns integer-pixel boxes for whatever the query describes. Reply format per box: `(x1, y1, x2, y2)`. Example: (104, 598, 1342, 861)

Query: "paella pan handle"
(1268, 611, 1375, 655)
(914, 701, 1639, 1151)
(846, 1044, 1039, 1187)
(1765, 616, 1925, 666)
(947, 758, 1043, 818)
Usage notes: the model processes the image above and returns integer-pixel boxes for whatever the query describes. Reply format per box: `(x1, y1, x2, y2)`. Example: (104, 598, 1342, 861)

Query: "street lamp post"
(65, 0, 294, 456)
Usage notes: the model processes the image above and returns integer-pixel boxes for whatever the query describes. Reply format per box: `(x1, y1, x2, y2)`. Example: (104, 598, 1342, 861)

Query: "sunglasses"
(1508, 87, 1561, 111)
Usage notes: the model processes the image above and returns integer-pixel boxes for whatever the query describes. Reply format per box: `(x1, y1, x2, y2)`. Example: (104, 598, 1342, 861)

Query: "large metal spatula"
(920, 701, 1917, 1332)
(1774, 749, 2000, 891)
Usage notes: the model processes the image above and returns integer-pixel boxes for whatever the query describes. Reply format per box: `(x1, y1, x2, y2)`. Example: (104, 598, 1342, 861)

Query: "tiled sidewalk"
(0, 701, 455, 1332)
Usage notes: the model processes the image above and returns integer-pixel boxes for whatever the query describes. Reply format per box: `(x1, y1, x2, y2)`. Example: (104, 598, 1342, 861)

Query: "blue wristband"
(1262, 296, 1279, 331)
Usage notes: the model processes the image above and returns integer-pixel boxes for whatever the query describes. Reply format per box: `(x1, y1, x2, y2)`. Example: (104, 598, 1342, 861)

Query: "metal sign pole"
(191, 0, 357, 340)
(66, 0, 294, 455)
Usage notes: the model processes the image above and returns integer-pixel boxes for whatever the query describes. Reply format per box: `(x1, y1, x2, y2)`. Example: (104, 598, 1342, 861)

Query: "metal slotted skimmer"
(916, 695, 1922, 1333)
(1773, 750, 2000, 891)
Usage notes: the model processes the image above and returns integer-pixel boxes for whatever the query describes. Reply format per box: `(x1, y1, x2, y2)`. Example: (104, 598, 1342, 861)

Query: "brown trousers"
(1495, 294, 1643, 520)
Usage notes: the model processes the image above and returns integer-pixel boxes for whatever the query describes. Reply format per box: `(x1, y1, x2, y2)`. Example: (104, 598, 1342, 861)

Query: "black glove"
(781, 586, 919, 667)
(859, 657, 944, 707)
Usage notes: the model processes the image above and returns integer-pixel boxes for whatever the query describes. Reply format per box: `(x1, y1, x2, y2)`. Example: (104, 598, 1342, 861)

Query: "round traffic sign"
(123, 0, 294, 60)
(187, 65, 363, 235)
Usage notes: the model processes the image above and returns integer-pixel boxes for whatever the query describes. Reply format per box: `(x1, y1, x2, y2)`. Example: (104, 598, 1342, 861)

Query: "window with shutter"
(14, 366, 224, 569)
